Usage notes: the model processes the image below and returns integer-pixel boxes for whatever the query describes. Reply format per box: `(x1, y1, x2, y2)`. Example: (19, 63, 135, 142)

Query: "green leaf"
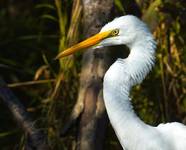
(114, 0, 125, 14)
(41, 14, 58, 22)
(0, 130, 18, 138)
(35, 4, 55, 10)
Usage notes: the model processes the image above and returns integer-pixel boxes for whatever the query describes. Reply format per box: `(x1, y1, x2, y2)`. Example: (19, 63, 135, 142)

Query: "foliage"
(0, 0, 185, 149)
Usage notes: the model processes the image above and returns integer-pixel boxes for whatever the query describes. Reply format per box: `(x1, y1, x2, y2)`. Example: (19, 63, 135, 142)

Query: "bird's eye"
(111, 29, 119, 36)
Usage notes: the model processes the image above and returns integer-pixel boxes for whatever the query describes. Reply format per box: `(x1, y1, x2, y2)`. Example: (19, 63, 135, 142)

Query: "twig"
(7, 79, 56, 88)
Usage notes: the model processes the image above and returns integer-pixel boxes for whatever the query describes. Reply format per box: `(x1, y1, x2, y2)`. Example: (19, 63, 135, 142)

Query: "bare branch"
(0, 77, 49, 150)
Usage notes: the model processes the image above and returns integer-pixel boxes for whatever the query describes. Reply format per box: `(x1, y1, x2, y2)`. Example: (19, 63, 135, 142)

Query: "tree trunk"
(75, 0, 114, 150)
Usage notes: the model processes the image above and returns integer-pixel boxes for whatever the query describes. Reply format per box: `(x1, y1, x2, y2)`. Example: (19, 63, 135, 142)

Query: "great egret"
(56, 15, 186, 150)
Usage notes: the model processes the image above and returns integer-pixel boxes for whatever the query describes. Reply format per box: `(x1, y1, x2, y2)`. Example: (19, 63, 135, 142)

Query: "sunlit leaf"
(34, 65, 49, 80)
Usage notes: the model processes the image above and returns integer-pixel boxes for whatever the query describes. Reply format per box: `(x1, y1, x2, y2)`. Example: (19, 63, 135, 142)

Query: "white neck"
(103, 38, 156, 149)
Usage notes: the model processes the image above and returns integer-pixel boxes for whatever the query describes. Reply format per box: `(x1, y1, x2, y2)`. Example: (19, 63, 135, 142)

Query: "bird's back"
(156, 122, 186, 150)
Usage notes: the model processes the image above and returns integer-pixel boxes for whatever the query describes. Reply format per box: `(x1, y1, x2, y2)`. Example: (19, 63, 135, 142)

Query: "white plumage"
(98, 15, 186, 150)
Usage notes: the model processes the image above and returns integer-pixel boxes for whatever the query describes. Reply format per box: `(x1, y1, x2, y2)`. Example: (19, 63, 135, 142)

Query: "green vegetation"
(0, 0, 185, 149)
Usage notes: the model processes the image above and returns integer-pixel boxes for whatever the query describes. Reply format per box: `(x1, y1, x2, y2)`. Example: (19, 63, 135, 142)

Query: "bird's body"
(104, 58, 186, 150)
(103, 16, 186, 150)
(56, 15, 186, 150)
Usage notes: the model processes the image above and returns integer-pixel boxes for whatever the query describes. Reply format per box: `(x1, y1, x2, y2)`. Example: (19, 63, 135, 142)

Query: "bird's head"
(55, 15, 153, 59)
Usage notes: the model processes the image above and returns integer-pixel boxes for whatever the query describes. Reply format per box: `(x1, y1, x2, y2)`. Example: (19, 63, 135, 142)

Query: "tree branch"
(0, 77, 49, 150)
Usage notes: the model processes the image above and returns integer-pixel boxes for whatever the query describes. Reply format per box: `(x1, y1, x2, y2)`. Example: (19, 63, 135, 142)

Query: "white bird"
(56, 15, 186, 150)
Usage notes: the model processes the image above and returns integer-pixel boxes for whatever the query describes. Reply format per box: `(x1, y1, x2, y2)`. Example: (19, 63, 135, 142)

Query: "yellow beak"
(55, 30, 112, 59)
